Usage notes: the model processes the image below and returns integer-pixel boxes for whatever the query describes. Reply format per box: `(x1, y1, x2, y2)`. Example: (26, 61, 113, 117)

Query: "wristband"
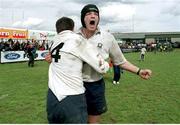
(137, 68, 141, 75)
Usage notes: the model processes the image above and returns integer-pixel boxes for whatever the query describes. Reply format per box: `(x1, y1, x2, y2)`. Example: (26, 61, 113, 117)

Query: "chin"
(88, 26, 97, 31)
(89, 28, 96, 32)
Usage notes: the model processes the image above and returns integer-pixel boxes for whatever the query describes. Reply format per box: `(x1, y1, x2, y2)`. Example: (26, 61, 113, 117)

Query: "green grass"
(0, 61, 48, 123)
(0, 49, 180, 123)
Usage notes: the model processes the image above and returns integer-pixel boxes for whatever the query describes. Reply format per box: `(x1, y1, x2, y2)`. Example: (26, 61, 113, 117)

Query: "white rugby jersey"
(77, 27, 127, 82)
(141, 47, 146, 55)
(48, 30, 109, 101)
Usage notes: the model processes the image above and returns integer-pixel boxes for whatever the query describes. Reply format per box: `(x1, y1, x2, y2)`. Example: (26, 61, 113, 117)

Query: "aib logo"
(4, 53, 20, 60)
(41, 52, 48, 58)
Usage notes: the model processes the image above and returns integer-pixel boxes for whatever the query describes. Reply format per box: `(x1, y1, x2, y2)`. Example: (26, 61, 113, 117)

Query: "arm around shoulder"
(76, 40, 109, 74)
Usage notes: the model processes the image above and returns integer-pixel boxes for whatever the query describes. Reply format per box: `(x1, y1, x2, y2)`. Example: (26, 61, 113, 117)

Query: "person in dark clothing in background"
(27, 44, 36, 67)
(112, 64, 123, 84)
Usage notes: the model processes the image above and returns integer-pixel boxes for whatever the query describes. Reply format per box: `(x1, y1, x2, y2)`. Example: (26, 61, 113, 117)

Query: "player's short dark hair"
(56, 17, 74, 33)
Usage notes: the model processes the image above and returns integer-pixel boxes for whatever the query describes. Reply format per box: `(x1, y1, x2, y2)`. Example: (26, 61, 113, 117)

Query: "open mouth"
(90, 20, 95, 25)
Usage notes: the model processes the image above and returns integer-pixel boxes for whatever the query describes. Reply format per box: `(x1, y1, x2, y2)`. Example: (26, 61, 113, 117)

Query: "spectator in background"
(140, 47, 147, 61)
(27, 43, 36, 67)
(4, 41, 11, 51)
(13, 40, 21, 51)
(110, 59, 123, 85)
(0, 41, 5, 51)
(112, 64, 123, 85)
(39, 44, 45, 51)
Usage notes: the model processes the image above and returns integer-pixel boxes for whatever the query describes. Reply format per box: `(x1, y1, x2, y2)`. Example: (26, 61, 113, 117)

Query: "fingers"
(140, 69, 152, 80)
(97, 54, 104, 67)
(99, 62, 109, 73)
(99, 58, 104, 66)
(45, 53, 52, 63)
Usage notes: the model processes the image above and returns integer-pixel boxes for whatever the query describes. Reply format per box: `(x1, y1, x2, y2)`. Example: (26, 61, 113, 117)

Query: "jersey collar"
(76, 27, 101, 38)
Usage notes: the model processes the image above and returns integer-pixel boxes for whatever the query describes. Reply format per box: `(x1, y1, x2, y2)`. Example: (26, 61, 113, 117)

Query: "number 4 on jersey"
(51, 42, 64, 62)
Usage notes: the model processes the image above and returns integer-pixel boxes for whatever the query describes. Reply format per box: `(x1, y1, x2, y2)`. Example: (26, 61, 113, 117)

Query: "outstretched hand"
(139, 69, 152, 80)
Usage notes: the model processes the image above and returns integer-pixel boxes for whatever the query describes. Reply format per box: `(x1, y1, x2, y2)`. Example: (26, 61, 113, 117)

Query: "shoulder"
(99, 30, 115, 41)
(65, 32, 86, 49)
(52, 34, 61, 42)
(100, 29, 114, 37)
(67, 32, 85, 46)
(72, 32, 83, 40)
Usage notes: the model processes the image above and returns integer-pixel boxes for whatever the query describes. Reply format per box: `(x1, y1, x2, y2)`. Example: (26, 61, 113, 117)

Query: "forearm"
(119, 61, 139, 74)
(120, 60, 152, 80)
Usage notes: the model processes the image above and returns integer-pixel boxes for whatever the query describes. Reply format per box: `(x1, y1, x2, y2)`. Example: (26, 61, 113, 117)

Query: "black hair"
(81, 4, 99, 28)
(56, 17, 74, 33)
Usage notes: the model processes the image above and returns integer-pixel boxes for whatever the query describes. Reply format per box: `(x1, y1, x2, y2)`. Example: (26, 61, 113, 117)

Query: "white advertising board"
(28, 30, 56, 41)
(0, 50, 49, 63)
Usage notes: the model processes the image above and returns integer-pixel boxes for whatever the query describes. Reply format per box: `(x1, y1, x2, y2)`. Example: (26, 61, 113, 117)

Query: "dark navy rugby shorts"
(84, 78, 107, 115)
(47, 89, 88, 123)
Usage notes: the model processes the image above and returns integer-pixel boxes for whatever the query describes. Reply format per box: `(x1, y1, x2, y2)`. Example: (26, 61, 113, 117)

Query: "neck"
(82, 28, 96, 39)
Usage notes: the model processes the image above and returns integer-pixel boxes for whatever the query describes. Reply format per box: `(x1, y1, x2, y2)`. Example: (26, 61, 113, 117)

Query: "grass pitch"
(0, 49, 180, 123)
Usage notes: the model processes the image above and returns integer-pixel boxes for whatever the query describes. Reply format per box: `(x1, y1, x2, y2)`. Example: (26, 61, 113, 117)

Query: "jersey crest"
(97, 43, 103, 48)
